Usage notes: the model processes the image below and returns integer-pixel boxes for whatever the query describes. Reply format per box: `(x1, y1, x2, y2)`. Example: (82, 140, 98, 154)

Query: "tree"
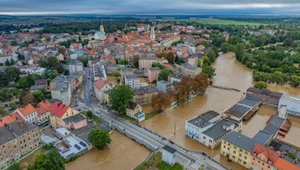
(87, 110, 93, 119)
(133, 55, 140, 68)
(234, 43, 245, 61)
(0, 72, 9, 86)
(109, 85, 134, 114)
(152, 62, 164, 69)
(254, 81, 267, 89)
(7, 162, 22, 170)
(158, 69, 172, 81)
(202, 65, 216, 78)
(88, 129, 111, 150)
(207, 50, 216, 63)
(9, 102, 18, 110)
(21, 93, 37, 106)
(194, 73, 209, 92)
(10, 40, 17, 46)
(283, 38, 293, 46)
(4, 66, 21, 81)
(151, 92, 171, 111)
(5, 59, 10, 66)
(221, 43, 231, 53)
(28, 149, 65, 170)
(166, 52, 175, 64)
(0, 106, 7, 116)
(32, 90, 46, 102)
(79, 58, 89, 67)
(45, 36, 51, 42)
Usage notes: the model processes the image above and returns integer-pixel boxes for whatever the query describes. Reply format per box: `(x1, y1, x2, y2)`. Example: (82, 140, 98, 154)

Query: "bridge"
(92, 106, 230, 170)
(210, 85, 240, 92)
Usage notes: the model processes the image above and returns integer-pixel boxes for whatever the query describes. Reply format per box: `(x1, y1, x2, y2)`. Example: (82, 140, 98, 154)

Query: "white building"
(125, 75, 140, 89)
(278, 94, 300, 116)
(93, 64, 107, 81)
(156, 80, 172, 94)
(126, 102, 145, 122)
(94, 78, 113, 103)
(68, 59, 84, 74)
(162, 145, 176, 166)
(19, 65, 46, 76)
(16, 104, 38, 124)
(185, 110, 220, 142)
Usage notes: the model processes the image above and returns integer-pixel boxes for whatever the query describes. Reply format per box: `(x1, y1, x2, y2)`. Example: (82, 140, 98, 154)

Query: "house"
(134, 86, 158, 105)
(200, 118, 242, 149)
(0, 120, 40, 169)
(70, 43, 83, 51)
(125, 75, 140, 89)
(156, 80, 173, 94)
(126, 102, 145, 122)
(0, 112, 23, 127)
(221, 131, 256, 169)
(148, 67, 160, 83)
(252, 130, 273, 146)
(120, 68, 133, 82)
(139, 57, 157, 69)
(250, 143, 279, 170)
(49, 102, 85, 130)
(68, 59, 84, 74)
(185, 110, 220, 142)
(181, 63, 201, 77)
(162, 145, 177, 166)
(94, 78, 114, 103)
(278, 94, 300, 116)
(274, 157, 300, 170)
(246, 87, 283, 107)
(36, 100, 52, 124)
(225, 98, 261, 121)
(105, 64, 119, 74)
(16, 104, 38, 124)
(92, 64, 107, 81)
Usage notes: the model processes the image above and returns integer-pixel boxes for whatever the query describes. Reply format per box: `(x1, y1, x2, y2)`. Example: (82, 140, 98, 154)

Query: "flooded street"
(66, 131, 150, 170)
(67, 53, 299, 170)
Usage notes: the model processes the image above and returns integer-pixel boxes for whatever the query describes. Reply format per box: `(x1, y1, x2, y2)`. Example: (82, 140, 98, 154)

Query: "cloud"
(0, 0, 300, 15)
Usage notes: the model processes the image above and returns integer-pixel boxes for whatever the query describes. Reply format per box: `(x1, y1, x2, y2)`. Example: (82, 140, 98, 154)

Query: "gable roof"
(252, 143, 279, 166)
(49, 102, 70, 118)
(0, 112, 23, 127)
(95, 78, 110, 90)
(17, 104, 36, 116)
(275, 158, 300, 170)
(128, 102, 138, 110)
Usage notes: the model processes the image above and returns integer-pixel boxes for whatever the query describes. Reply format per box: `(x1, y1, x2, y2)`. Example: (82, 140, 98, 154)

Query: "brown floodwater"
(66, 53, 300, 170)
(65, 131, 150, 170)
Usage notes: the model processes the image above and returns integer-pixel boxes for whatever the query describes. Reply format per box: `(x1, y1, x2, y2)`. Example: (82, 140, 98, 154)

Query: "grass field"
(165, 19, 264, 26)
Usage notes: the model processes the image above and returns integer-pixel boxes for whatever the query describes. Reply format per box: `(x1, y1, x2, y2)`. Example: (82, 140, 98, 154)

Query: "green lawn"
(119, 114, 137, 122)
(165, 19, 264, 26)
(81, 111, 101, 124)
(156, 162, 183, 170)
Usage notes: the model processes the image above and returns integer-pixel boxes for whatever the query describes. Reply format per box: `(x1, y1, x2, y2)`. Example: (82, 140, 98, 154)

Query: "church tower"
(150, 26, 155, 41)
(100, 25, 105, 34)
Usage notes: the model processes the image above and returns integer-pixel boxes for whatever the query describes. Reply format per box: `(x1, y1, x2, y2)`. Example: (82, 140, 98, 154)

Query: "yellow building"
(220, 131, 256, 169)
(49, 102, 79, 129)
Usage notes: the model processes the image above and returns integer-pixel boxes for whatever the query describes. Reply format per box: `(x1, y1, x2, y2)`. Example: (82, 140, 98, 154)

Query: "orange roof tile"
(275, 158, 300, 170)
(17, 104, 36, 116)
(0, 112, 23, 127)
(49, 102, 70, 118)
(37, 100, 52, 111)
(252, 144, 279, 166)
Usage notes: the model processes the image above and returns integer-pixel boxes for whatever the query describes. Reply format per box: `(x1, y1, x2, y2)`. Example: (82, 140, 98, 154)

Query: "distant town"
(0, 16, 300, 170)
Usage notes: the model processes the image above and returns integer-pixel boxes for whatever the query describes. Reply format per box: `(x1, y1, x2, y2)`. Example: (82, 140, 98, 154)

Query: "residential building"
(16, 104, 38, 124)
(120, 68, 133, 82)
(278, 94, 300, 116)
(125, 75, 140, 89)
(92, 64, 107, 81)
(50, 75, 79, 105)
(94, 78, 114, 103)
(161, 36, 181, 47)
(105, 64, 119, 74)
(162, 145, 176, 166)
(200, 118, 242, 149)
(49, 102, 85, 130)
(139, 57, 157, 69)
(181, 63, 201, 77)
(156, 80, 172, 94)
(148, 67, 160, 83)
(36, 100, 52, 124)
(221, 131, 256, 169)
(274, 158, 300, 170)
(18, 65, 46, 76)
(185, 110, 220, 142)
(252, 130, 273, 146)
(0, 121, 40, 169)
(126, 102, 145, 122)
(0, 113, 23, 127)
(68, 59, 84, 74)
(250, 143, 279, 170)
(246, 87, 283, 107)
(134, 86, 158, 105)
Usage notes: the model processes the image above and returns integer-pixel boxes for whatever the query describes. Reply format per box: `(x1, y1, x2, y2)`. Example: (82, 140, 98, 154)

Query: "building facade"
(246, 87, 283, 107)
(134, 86, 158, 105)
(181, 63, 201, 77)
(139, 57, 157, 69)
(148, 67, 160, 83)
(125, 75, 140, 89)
(156, 80, 173, 94)
(278, 94, 300, 116)
(16, 104, 38, 124)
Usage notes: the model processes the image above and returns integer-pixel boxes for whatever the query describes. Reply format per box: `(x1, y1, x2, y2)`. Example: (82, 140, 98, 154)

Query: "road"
(82, 66, 229, 170)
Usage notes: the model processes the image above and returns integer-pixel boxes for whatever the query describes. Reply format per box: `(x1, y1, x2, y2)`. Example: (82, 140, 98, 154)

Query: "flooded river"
(67, 52, 299, 170)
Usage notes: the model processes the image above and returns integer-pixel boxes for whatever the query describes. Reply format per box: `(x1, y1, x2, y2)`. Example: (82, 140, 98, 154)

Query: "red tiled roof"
(17, 104, 36, 116)
(275, 158, 300, 170)
(37, 100, 52, 111)
(0, 112, 23, 127)
(95, 78, 107, 90)
(49, 102, 70, 118)
(252, 143, 279, 166)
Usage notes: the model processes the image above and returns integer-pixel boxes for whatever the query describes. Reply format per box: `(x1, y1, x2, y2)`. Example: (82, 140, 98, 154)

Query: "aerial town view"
(1, 1, 300, 170)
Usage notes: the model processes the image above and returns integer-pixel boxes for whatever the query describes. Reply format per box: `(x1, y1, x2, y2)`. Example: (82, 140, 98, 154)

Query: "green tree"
(32, 90, 46, 102)
(45, 36, 51, 42)
(152, 62, 164, 69)
(234, 43, 245, 61)
(88, 129, 111, 150)
(166, 52, 175, 64)
(10, 40, 18, 46)
(4, 66, 21, 81)
(87, 110, 93, 119)
(28, 149, 65, 170)
(7, 162, 22, 170)
(254, 81, 267, 89)
(0, 72, 9, 86)
(202, 65, 216, 78)
(9, 102, 18, 110)
(109, 85, 134, 114)
(207, 50, 216, 63)
(132, 55, 140, 68)
(79, 58, 89, 67)
(5, 59, 10, 66)
(283, 38, 293, 46)
(158, 69, 172, 81)
(221, 43, 231, 53)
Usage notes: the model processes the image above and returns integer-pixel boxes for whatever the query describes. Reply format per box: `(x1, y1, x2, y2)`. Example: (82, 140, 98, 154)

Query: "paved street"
(82, 66, 228, 170)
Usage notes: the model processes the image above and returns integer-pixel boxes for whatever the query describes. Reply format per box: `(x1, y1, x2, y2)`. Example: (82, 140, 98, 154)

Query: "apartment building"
(148, 67, 160, 83)
(181, 63, 201, 77)
(16, 104, 38, 124)
(125, 75, 140, 89)
(134, 86, 158, 105)
(139, 57, 157, 69)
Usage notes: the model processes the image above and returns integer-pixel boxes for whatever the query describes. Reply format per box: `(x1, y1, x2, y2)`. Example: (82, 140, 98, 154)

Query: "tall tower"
(100, 25, 105, 34)
(150, 26, 155, 41)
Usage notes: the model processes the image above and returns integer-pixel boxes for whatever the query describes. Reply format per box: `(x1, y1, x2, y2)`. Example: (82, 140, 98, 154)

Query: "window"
(238, 159, 241, 162)
(233, 156, 236, 159)
(253, 158, 255, 160)
(234, 146, 237, 149)
(209, 140, 212, 143)
(239, 154, 242, 157)
(268, 166, 270, 169)
(245, 151, 248, 154)
(233, 151, 236, 154)
(240, 149, 243, 152)
(243, 161, 246, 165)
(262, 163, 264, 165)
(258, 161, 260, 163)
(244, 156, 247, 159)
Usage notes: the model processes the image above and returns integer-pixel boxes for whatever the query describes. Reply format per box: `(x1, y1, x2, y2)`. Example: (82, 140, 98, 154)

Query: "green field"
(165, 19, 264, 26)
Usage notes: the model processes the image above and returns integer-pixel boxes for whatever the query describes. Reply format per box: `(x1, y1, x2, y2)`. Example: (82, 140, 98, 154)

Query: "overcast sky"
(1, 0, 300, 15)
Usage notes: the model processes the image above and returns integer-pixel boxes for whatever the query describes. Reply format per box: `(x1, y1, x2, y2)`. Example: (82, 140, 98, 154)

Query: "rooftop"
(182, 63, 199, 70)
(226, 104, 251, 118)
(274, 158, 300, 170)
(17, 104, 36, 116)
(253, 130, 273, 146)
(222, 131, 256, 152)
(148, 67, 161, 71)
(247, 87, 283, 98)
(63, 114, 86, 124)
(49, 102, 70, 118)
(125, 74, 140, 80)
(238, 97, 260, 108)
(252, 143, 279, 166)
(163, 145, 177, 154)
(187, 110, 219, 128)
(134, 86, 158, 95)
(0, 126, 17, 146)
(280, 94, 300, 104)
(203, 119, 239, 140)
(139, 57, 157, 60)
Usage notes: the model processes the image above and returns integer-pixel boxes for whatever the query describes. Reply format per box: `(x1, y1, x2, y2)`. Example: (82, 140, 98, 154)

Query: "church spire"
(150, 26, 155, 41)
